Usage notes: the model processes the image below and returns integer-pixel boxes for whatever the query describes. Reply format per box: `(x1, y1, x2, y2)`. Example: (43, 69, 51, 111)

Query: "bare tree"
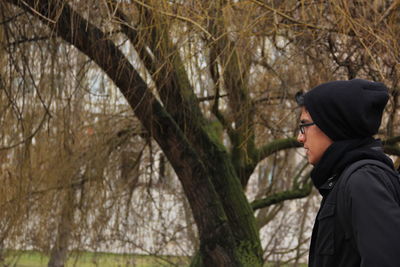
(1, 1, 400, 266)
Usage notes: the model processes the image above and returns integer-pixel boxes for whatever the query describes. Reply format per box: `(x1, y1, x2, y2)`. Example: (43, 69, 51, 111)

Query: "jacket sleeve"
(345, 165, 400, 267)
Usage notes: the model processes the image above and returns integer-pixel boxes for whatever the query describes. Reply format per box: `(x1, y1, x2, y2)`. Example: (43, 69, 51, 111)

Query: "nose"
(297, 132, 305, 143)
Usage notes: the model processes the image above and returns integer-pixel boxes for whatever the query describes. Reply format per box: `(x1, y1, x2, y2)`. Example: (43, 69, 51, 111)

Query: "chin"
(308, 156, 317, 165)
(309, 158, 320, 166)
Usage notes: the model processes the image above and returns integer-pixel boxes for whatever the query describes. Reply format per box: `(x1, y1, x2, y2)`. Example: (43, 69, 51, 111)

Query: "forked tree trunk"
(5, 1, 263, 266)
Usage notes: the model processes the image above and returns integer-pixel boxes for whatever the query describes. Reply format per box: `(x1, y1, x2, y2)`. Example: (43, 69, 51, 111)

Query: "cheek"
(309, 139, 328, 158)
(314, 139, 332, 159)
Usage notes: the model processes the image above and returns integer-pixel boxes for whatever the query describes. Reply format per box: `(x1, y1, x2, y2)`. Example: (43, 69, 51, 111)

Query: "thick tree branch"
(383, 144, 400, 157)
(257, 137, 302, 161)
(251, 183, 312, 211)
(209, 40, 234, 137)
(383, 135, 400, 146)
(382, 136, 400, 156)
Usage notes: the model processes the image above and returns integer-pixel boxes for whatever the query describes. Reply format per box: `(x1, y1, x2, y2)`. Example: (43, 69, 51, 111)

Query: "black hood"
(303, 79, 388, 141)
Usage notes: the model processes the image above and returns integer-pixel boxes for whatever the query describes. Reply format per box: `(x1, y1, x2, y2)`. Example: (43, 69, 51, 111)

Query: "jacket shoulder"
(344, 164, 399, 203)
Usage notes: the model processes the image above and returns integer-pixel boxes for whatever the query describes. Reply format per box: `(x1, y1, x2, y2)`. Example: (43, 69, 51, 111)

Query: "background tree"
(1, 0, 400, 266)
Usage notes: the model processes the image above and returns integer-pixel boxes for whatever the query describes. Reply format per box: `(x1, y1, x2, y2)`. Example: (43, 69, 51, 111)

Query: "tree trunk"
(5, 1, 263, 266)
(48, 188, 74, 267)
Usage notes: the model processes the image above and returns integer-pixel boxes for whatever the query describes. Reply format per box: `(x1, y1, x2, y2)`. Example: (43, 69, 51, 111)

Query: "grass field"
(4, 251, 189, 267)
(3, 250, 307, 267)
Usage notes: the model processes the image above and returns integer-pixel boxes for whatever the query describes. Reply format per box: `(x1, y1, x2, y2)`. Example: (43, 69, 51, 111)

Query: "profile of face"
(297, 107, 333, 165)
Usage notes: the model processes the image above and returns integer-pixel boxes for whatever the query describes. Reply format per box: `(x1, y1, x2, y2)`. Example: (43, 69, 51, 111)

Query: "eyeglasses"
(299, 122, 315, 134)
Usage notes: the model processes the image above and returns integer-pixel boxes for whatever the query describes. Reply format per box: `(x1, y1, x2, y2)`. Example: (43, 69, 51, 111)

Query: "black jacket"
(309, 163, 400, 267)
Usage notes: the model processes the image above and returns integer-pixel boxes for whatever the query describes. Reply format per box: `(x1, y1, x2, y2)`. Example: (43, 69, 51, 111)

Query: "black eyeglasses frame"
(299, 122, 315, 134)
